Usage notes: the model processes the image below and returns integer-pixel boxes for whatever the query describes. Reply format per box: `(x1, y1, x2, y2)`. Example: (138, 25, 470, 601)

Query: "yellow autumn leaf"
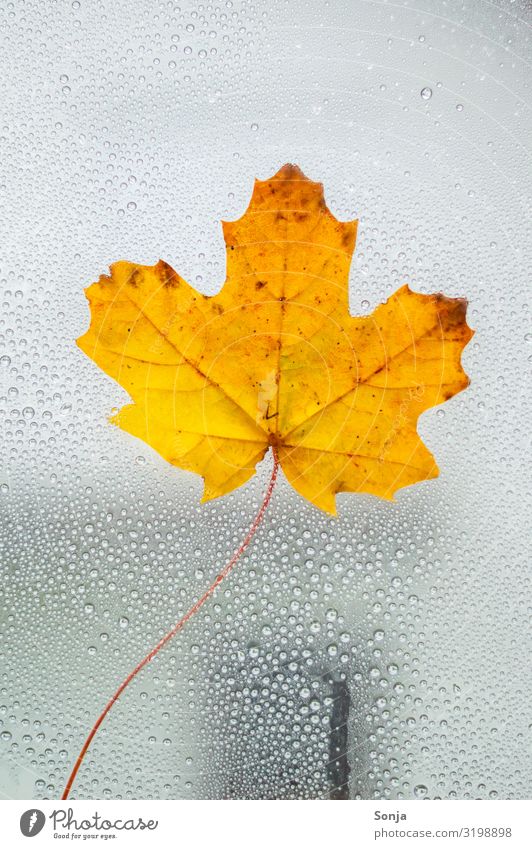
(78, 164, 473, 514)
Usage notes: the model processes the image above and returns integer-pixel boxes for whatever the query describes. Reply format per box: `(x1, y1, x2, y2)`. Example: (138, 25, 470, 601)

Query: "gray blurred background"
(0, 0, 530, 800)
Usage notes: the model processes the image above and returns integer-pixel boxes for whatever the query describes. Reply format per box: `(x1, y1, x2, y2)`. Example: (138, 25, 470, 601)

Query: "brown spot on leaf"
(157, 260, 178, 287)
(342, 229, 355, 247)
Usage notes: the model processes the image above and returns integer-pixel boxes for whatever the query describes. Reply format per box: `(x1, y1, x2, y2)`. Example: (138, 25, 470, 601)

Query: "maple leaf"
(78, 164, 473, 514)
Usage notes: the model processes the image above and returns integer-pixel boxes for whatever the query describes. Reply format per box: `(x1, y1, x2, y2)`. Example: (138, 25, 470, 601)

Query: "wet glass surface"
(1, 0, 530, 800)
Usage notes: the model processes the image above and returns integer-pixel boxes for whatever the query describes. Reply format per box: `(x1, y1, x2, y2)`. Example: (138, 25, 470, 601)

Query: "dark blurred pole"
(328, 677, 351, 799)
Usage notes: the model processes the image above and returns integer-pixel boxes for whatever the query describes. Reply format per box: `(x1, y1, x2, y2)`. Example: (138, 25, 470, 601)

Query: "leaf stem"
(61, 449, 279, 800)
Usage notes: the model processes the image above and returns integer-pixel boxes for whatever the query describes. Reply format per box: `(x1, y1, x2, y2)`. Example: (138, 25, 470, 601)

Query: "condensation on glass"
(0, 0, 530, 800)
